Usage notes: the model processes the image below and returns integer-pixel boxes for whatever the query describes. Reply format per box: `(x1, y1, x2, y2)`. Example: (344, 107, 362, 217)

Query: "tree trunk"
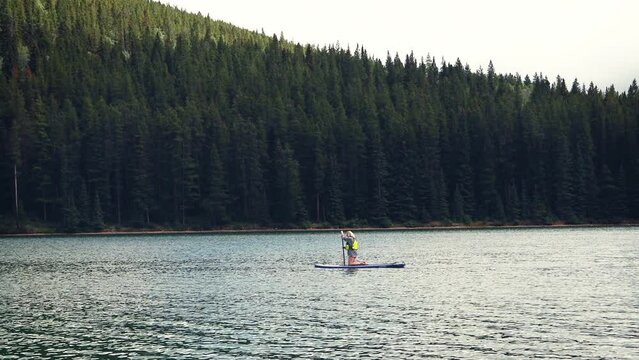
(116, 184, 121, 225)
(316, 193, 320, 223)
(14, 164, 19, 229)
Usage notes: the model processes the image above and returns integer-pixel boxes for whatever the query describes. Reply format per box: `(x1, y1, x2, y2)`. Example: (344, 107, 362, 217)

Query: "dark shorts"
(347, 249, 357, 257)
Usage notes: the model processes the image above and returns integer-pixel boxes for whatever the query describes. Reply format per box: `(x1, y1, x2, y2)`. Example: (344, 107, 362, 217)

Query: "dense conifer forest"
(1, 0, 638, 232)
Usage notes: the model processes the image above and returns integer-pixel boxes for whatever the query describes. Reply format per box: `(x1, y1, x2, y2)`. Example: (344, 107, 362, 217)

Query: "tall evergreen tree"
(31, 96, 53, 220)
(270, 141, 307, 224)
(203, 144, 230, 226)
(0, 0, 637, 231)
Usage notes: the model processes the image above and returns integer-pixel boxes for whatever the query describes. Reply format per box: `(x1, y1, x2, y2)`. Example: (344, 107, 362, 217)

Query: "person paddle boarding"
(342, 230, 367, 265)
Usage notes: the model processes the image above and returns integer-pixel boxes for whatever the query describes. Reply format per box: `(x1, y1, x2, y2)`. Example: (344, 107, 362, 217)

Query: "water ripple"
(1, 228, 638, 358)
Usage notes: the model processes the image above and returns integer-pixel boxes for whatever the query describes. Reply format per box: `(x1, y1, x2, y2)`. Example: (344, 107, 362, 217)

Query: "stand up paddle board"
(314, 263, 405, 269)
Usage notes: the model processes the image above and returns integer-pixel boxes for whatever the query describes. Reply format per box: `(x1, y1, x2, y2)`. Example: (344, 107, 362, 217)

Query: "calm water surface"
(1, 227, 638, 358)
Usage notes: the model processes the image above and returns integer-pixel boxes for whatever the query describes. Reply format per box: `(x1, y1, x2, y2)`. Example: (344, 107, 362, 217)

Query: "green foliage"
(203, 145, 230, 226)
(92, 191, 105, 230)
(0, 0, 638, 232)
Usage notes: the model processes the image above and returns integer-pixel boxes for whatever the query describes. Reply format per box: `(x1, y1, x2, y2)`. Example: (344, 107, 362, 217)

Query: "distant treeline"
(1, 0, 638, 231)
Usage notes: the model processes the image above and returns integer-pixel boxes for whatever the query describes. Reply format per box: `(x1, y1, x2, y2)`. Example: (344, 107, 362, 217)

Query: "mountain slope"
(1, 0, 638, 232)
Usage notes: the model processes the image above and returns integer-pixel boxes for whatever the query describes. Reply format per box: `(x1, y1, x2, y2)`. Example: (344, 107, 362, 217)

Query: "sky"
(162, 0, 639, 91)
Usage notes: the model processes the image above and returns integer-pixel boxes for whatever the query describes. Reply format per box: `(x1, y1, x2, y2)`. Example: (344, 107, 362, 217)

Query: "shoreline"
(2, 222, 639, 237)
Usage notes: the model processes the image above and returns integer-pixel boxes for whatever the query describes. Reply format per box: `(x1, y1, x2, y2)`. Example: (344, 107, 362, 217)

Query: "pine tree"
(503, 182, 521, 222)
(92, 191, 105, 230)
(366, 132, 390, 226)
(433, 167, 450, 220)
(128, 103, 153, 226)
(62, 193, 80, 232)
(229, 115, 269, 223)
(78, 180, 90, 229)
(82, 97, 101, 189)
(287, 146, 308, 224)
(597, 165, 622, 222)
(203, 145, 230, 226)
(614, 166, 628, 219)
(58, 99, 82, 225)
(476, 133, 500, 220)
(387, 122, 417, 223)
(553, 134, 577, 222)
(628, 159, 639, 218)
(324, 148, 345, 224)
(311, 134, 327, 223)
(32, 96, 52, 221)
(271, 141, 307, 225)
(451, 184, 466, 222)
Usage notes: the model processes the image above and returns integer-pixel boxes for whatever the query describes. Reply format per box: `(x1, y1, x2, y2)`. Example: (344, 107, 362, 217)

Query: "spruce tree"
(92, 191, 105, 230)
(32, 96, 52, 221)
(451, 184, 466, 222)
(204, 145, 230, 226)
(598, 165, 621, 222)
(78, 180, 90, 229)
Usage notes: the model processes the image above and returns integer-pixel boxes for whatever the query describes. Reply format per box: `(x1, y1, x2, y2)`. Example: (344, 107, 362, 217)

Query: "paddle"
(340, 230, 346, 266)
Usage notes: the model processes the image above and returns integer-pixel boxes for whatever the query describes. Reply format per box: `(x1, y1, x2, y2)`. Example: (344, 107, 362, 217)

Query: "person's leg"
(349, 256, 367, 265)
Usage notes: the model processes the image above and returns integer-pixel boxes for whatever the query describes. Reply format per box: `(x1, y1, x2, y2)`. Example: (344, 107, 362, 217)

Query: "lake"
(1, 227, 638, 358)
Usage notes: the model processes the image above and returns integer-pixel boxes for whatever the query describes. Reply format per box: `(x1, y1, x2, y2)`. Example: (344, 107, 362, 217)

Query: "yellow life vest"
(344, 238, 358, 251)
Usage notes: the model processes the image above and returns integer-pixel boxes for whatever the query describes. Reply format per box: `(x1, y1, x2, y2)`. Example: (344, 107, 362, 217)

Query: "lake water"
(1, 227, 638, 359)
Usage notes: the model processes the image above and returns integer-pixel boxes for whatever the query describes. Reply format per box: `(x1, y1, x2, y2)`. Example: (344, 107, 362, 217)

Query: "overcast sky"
(162, 0, 638, 91)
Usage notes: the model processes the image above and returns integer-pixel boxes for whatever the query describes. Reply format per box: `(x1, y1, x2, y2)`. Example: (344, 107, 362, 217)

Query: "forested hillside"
(1, 0, 638, 232)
